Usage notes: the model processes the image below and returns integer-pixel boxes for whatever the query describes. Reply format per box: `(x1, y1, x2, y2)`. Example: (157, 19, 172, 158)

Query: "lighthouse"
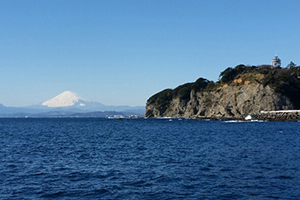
(271, 56, 281, 68)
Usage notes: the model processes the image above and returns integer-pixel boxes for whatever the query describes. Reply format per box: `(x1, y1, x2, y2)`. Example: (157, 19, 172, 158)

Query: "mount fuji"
(0, 91, 145, 117)
(39, 91, 107, 110)
(41, 91, 90, 108)
(37, 90, 144, 113)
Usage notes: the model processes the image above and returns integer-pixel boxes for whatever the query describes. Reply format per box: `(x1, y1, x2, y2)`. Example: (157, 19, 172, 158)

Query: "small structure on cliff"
(271, 56, 281, 68)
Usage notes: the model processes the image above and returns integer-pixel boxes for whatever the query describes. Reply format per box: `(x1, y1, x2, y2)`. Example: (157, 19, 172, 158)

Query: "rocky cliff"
(145, 64, 300, 119)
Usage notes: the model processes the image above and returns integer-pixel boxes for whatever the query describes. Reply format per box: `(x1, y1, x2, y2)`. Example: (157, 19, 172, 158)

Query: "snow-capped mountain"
(38, 90, 145, 114)
(42, 91, 89, 108)
(39, 90, 109, 111)
(0, 91, 145, 116)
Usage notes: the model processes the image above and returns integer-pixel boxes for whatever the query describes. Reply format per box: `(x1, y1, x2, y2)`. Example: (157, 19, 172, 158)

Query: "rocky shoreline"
(251, 111, 300, 122)
(193, 111, 300, 122)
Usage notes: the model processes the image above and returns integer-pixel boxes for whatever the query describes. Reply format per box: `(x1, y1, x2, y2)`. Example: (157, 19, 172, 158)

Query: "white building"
(271, 56, 281, 68)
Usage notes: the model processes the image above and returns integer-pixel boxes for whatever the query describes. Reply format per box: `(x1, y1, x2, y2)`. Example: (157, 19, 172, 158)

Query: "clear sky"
(1, 0, 300, 107)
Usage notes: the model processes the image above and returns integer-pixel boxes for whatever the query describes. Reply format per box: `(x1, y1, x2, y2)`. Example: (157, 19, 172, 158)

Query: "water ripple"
(1, 118, 300, 199)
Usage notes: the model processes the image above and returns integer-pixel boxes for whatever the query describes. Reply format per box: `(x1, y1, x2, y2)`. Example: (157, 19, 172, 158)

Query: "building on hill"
(271, 56, 281, 68)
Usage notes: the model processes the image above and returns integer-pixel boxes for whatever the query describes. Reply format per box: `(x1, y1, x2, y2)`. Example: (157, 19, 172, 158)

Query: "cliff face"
(145, 83, 294, 119)
(145, 65, 300, 119)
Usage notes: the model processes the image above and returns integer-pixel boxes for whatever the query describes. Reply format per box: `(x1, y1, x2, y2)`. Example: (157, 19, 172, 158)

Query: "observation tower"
(271, 56, 281, 68)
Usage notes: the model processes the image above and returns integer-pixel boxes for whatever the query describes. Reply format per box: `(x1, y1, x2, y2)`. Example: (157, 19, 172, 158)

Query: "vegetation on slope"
(147, 64, 300, 109)
(147, 78, 213, 104)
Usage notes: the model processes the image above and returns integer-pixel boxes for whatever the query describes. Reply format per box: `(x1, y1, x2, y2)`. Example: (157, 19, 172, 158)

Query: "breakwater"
(252, 110, 300, 121)
(194, 110, 300, 121)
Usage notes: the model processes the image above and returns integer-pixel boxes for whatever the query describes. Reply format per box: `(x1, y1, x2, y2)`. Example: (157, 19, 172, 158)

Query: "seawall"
(252, 110, 300, 121)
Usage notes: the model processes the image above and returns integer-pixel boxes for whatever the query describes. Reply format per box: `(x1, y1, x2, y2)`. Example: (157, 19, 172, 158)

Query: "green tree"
(219, 67, 235, 83)
(287, 61, 296, 69)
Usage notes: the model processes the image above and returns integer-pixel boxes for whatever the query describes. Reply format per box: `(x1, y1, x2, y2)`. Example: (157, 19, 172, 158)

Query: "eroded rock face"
(145, 84, 294, 119)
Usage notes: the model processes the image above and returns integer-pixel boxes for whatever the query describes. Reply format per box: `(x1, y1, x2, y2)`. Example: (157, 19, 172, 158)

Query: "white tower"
(271, 56, 281, 68)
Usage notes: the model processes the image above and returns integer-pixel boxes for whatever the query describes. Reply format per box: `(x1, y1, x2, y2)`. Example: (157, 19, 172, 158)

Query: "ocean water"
(0, 118, 300, 199)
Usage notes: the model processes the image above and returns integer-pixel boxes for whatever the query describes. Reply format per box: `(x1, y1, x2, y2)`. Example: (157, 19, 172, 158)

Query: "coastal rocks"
(145, 83, 295, 119)
(253, 111, 300, 121)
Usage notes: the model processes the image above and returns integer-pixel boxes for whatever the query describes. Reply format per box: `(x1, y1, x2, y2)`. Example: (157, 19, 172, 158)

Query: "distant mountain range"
(0, 91, 145, 117)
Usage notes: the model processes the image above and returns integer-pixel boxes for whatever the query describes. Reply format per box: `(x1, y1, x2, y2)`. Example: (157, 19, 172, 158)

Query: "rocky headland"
(145, 64, 300, 121)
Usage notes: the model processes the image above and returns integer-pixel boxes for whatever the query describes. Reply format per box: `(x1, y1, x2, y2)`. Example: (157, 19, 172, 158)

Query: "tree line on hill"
(147, 62, 300, 109)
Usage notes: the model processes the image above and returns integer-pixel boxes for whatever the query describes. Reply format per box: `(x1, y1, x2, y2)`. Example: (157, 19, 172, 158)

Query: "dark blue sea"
(1, 118, 300, 199)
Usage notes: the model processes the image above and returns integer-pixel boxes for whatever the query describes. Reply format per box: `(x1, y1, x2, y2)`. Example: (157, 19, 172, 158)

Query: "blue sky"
(1, 0, 300, 107)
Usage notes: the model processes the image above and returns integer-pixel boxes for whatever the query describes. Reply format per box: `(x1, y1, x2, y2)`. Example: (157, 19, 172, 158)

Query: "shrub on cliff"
(257, 65, 272, 74)
(192, 78, 211, 91)
(219, 64, 258, 84)
(173, 83, 193, 100)
(219, 67, 235, 83)
(147, 78, 212, 106)
(147, 89, 173, 105)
